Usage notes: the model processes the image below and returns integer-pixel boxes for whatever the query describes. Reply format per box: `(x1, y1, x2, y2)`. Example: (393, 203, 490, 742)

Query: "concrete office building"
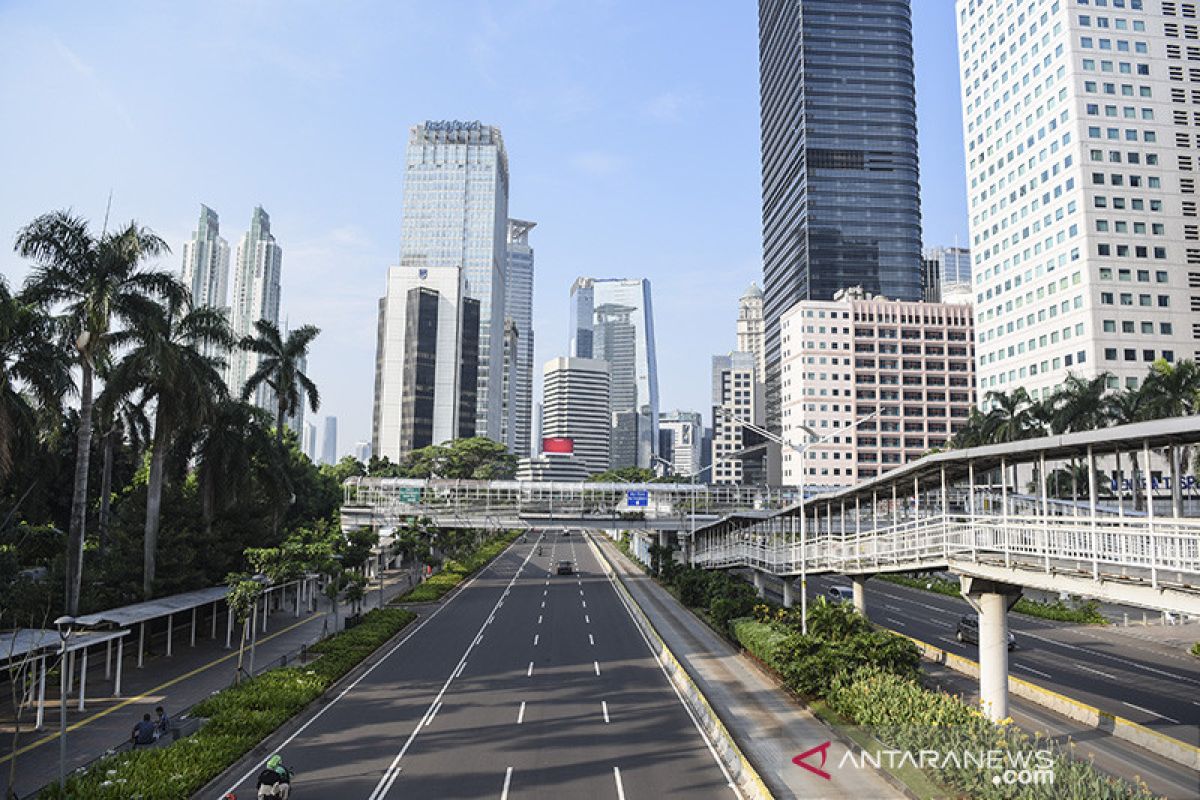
(711, 352, 765, 486)
(569, 278, 660, 469)
(505, 219, 536, 457)
(371, 265, 481, 461)
(303, 422, 318, 463)
(779, 287, 975, 489)
(500, 319, 521, 456)
(922, 246, 973, 303)
(515, 452, 591, 482)
(758, 0, 923, 423)
(321, 416, 338, 466)
(227, 206, 282, 410)
(541, 357, 611, 474)
(957, 0, 1194, 399)
(737, 283, 766, 379)
(400, 121, 508, 439)
(180, 205, 230, 323)
(658, 410, 704, 478)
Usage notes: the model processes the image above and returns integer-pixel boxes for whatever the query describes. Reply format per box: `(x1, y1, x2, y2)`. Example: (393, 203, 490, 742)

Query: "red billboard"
(542, 437, 574, 454)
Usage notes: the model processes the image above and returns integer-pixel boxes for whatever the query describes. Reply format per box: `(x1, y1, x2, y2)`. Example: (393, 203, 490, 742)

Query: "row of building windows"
(1078, 36, 1150, 53)
(1097, 267, 1171, 281)
(1104, 347, 1177, 361)
(1099, 291, 1171, 306)
(1102, 319, 1174, 334)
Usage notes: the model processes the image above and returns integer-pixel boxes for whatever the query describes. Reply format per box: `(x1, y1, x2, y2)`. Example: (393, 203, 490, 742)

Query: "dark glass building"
(759, 0, 923, 399)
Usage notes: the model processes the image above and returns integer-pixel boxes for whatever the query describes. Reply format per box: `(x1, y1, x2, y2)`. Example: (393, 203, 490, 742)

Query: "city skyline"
(0, 2, 969, 458)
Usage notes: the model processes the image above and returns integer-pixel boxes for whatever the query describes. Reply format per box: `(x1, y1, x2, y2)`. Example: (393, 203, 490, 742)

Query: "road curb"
(588, 535, 775, 800)
(902, 633, 1200, 771)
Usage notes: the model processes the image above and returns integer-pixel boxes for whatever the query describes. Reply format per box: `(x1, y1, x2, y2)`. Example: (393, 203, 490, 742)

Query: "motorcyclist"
(256, 754, 293, 798)
(536, 545, 543, 556)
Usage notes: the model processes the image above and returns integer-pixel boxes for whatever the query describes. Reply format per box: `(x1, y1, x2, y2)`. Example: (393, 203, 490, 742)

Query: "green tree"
(238, 320, 320, 447)
(401, 437, 516, 479)
(587, 466, 656, 483)
(17, 211, 181, 614)
(1105, 386, 1153, 510)
(93, 374, 150, 552)
(105, 294, 233, 598)
(224, 573, 263, 684)
(194, 399, 282, 539)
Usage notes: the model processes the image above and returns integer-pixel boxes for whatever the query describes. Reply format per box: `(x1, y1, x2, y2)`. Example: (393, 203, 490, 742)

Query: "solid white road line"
(594, 660, 601, 676)
(602, 700, 610, 723)
(1122, 701, 1180, 724)
(1072, 662, 1118, 680)
(424, 701, 441, 727)
(222, 539, 527, 798)
(365, 545, 536, 800)
(527, 661, 534, 677)
(501, 766, 513, 800)
(1013, 663, 1053, 680)
(455, 662, 467, 678)
(613, 767, 626, 800)
(517, 701, 526, 724)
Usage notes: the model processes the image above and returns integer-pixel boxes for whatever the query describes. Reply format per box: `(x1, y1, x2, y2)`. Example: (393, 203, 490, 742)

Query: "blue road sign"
(626, 489, 649, 507)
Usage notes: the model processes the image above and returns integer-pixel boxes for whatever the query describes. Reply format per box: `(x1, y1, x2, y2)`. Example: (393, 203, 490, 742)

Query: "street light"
(54, 614, 75, 791)
(718, 408, 879, 634)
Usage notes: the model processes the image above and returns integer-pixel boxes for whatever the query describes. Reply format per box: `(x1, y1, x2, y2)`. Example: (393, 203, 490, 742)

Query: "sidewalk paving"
(596, 535, 902, 800)
(1, 569, 418, 799)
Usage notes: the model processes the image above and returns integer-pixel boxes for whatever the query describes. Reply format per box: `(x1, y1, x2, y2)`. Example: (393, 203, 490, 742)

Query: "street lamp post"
(54, 614, 76, 791)
(718, 408, 878, 634)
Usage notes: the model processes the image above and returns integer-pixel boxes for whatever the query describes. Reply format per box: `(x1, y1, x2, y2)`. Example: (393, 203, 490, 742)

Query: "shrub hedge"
(38, 607, 416, 799)
(396, 529, 520, 603)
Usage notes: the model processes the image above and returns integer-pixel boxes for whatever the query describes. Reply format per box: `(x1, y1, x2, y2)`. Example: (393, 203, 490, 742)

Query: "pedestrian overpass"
(690, 415, 1200, 721)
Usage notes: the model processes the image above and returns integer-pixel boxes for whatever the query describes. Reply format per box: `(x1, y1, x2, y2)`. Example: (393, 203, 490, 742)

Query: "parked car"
(955, 614, 1016, 650)
(556, 560, 574, 575)
(827, 586, 854, 603)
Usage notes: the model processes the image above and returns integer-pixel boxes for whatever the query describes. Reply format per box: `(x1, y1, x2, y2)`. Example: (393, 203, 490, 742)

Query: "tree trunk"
(97, 429, 115, 554)
(143, 408, 170, 600)
(276, 393, 286, 449)
(66, 360, 95, 615)
(200, 470, 215, 539)
(1169, 446, 1183, 517)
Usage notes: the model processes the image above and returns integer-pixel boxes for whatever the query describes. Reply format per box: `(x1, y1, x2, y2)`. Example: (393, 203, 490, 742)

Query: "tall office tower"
(568, 278, 660, 468)
(779, 287, 975, 489)
(957, 0, 1193, 400)
(658, 410, 704, 477)
(321, 416, 338, 465)
(921, 246, 973, 303)
(371, 265, 481, 461)
(227, 206, 283, 409)
(400, 121, 508, 440)
(758, 0, 923, 428)
(541, 357, 612, 474)
(353, 441, 372, 463)
(500, 320, 520, 451)
(532, 401, 543, 455)
(303, 422, 318, 462)
(505, 219, 536, 457)
(180, 204, 230, 316)
(737, 282, 766, 379)
(711, 352, 766, 485)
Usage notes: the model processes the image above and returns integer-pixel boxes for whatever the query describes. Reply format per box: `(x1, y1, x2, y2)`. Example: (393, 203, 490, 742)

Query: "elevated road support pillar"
(961, 576, 1022, 722)
(782, 579, 794, 608)
(851, 574, 872, 616)
(753, 570, 764, 599)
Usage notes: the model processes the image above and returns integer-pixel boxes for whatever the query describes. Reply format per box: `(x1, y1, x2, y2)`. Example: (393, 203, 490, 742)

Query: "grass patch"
(1191, 641, 1200, 658)
(38, 607, 416, 799)
(394, 529, 521, 604)
(878, 573, 1108, 624)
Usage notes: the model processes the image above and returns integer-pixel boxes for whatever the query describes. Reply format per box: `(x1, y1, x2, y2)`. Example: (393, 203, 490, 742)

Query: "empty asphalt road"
(220, 532, 738, 799)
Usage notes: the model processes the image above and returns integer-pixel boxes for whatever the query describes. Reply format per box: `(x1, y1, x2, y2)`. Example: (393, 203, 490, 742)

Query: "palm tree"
(194, 399, 282, 538)
(1048, 373, 1112, 502)
(93, 378, 150, 552)
(106, 293, 233, 598)
(0, 275, 72, 484)
(982, 387, 1036, 444)
(1105, 386, 1152, 511)
(16, 211, 180, 613)
(239, 320, 321, 447)
(1139, 359, 1200, 514)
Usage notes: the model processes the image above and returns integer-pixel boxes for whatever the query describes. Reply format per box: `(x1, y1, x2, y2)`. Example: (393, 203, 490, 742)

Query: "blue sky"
(0, 0, 967, 457)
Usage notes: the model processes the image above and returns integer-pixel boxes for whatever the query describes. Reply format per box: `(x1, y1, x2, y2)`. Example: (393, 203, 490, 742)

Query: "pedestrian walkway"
(0, 568, 417, 799)
(595, 535, 901, 800)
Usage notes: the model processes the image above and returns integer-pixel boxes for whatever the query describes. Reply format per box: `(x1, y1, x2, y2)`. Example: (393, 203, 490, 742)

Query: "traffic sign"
(626, 489, 649, 507)
(397, 487, 422, 504)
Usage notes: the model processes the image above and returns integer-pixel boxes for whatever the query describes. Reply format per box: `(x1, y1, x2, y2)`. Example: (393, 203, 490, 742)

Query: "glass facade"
(759, 0, 923, 408)
(401, 121, 509, 441)
(505, 219, 536, 457)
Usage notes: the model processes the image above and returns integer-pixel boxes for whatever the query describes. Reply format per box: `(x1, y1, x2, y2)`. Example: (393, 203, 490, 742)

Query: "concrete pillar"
(961, 576, 1022, 722)
(752, 570, 764, 599)
(782, 579, 795, 608)
(851, 575, 869, 616)
(658, 530, 669, 549)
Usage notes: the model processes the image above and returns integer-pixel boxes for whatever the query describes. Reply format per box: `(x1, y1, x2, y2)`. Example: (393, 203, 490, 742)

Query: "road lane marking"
(474, 634, 483, 645)
(224, 538, 529, 798)
(527, 661, 534, 677)
(1019, 631, 1200, 686)
(1073, 662, 1118, 680)
(424, 701, 442, 727)
(594, 660, 601, 676)
(517, 701, 526, 724)
(1122, 701, 1180, 724)
(885, 617, 907, 627)
(585, 614, 590, 623)
(580, 589, 584, 595)
(455, 662, 467, 678)
(533, 634, 539, 646)
(365, 544, 536, 800)
(541, 601, 545, 608)
(1013, 663, 1053, 680)
(602, 700, 610, 723)
(614, 767, 626, 800)
(543, 589, 547, 596)
(589, 634, 595, 646)
(582, 600, 587, 608)
(538, 615, 543, 624)
(501, 766, 513, 800)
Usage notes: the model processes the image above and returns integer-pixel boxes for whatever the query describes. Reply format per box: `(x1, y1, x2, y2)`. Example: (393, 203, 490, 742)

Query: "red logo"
(793, 741, 832, 780)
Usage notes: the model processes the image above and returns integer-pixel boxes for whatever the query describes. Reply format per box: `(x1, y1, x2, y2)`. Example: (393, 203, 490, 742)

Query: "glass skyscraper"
(400, 121, 509, 441)
(505, 219, 536, 457)
(569, 277, 660, 469)
(758, 0, 923, 396)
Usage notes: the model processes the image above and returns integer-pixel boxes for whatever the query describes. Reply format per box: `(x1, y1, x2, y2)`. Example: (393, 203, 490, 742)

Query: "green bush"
(397, 530, 520, 603)
(38, 607, 416, 799)
(1191, 641, 1200, 658)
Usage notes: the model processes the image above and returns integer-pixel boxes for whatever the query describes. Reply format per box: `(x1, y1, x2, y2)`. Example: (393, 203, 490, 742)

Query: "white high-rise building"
(371, 265, 481, 462)
(505, 219, 536, 458)
(711, 352, 764, 485)
(227, 206, 282, 410)
(353, 441, 372, 464)
(321, 416, 338, 466)
(658, 410, 704, 478)
(303, 422, 318, 462)
(541, 357, 611, 474)
(180, 205, 230, 316)
(400, 121, 509, 441)
(957, 0, 1194, 402)
(736, 283, 766, 380)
